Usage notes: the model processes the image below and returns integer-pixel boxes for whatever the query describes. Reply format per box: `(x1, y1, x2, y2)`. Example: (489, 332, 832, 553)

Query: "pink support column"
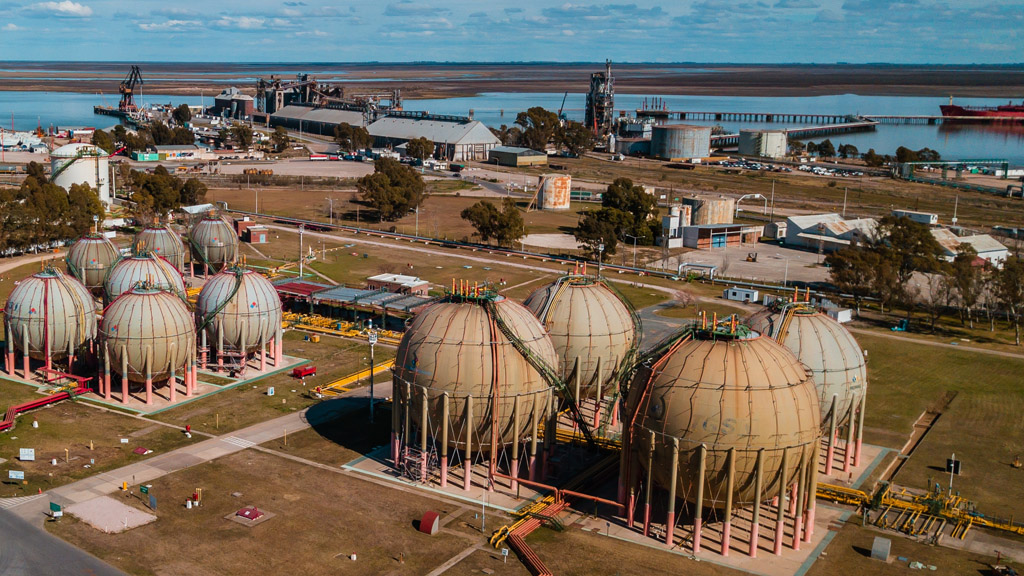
(528, 455, 536, 482)
(6, 351, 13, 376)
(788, 484, 797, 515)
(190, 363, 197, 396)
(626, 490, 636, 528)
(463, 460, 472, 492)
(260, 343, 266, 372)
(145, 377, 153, 406)
(642, 503, 651, 537)
(104, 372, 111, 401)
(23, 352, 30, 379)
(121, 374, 129, 405)
(610, 400, 618, 427)
(854, 440, 863, 467)
(67, 354, 74, 377)
(773, 516, 784, 556)
(792, 514, 802, 550)
(804, 505, 816, 542)
(390, 432, 399, 464)
(440, 455, 448, 487)
(688, 516, 697, 552)
(665, 511, 675, 547)
(593, 399, 601, 429)
(721, 520, 731, 556)
(843, 443, 852, 473)
(511, 458, 519, 491)
(169, 375, 177, 403)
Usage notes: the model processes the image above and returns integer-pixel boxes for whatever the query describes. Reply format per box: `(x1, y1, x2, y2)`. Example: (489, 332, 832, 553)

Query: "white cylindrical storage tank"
(102, 286, 194, 383)
(4, 268, 97, 363)
(196, 267, 282, 357)
(537, 174, 572, 211)
(50, 143, 110, 205)
(650, 125, 711, 161)
(190, 216, 239, 274)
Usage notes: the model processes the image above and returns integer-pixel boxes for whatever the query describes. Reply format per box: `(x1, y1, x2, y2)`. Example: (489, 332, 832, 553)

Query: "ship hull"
(941, 104, 1024, 118)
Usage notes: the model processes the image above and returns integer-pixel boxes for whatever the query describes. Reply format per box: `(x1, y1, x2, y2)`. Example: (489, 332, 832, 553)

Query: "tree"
(356, 158, 426, 221)
(917, 273, 954, 333)
(862, 149, 885, 167)
(951, 245, 983, 328)
(601, 177, 660, 244)
(838, 143, 859, 159)
(180, 178, 208, 205)
(231, 125, 254, 149)
(460, 198, 525, 247)
(788, 138, 805, 155)
(825, 247, 879, 315)
(491, 125, 522, 147)
(806, 141, 818, 155)
(996, 256, 1024, 345)
(334, 123, 371, 152)
(574, 208, 626, 259)
(558, 120, 594, 157)
(172, 103, 192, 125)
(895, 146, 918, 163)
(816, 139, 836, 158)
(406, 137, 434, 161)
(270, 126, 290, 152)
(873, 215, 945, 285)
(514, 106, 559, 151)
(92, 129, 115, 154)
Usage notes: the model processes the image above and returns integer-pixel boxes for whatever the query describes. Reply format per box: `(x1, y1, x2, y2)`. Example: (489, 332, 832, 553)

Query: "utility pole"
(769, 179, 776, 222)
(597, 243, 605, 276)
(624, 234, 639, 269)
(368, 321, 377, 423)
(842, 186, 848, 218)
(325, 197, 333, 226)
(298, 224, 304, 278)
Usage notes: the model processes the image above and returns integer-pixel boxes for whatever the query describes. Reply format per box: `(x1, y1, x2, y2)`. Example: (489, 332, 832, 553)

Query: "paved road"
(0, 505, 126, 576)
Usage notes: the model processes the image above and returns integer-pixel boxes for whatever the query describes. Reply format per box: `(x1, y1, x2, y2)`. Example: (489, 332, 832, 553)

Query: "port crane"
(118, 66, 143, 114)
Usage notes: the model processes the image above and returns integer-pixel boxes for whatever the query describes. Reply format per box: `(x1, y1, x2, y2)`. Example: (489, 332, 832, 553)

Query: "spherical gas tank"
(4, 268, 97, 361)
(393, 295, 556, 452)
(629, 327, 820, 509)
(134, 225, 185, 271)
(190, 216, 238, 273)
(104, 253, 185, 303)
(102, 286, 194, 383)
(196, 267, 282, 354)
(66, 233, 120, 294)
(524, 276, 636, 398)
(746, 306, 866, 428)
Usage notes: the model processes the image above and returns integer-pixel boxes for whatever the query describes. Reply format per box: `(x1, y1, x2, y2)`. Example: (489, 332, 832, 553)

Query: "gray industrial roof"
(271, 105, 366, 127)
(368, 116, 500, 146)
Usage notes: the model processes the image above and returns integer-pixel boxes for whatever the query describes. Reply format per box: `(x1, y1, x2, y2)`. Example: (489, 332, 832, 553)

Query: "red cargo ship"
(941, 97, 1024, 118)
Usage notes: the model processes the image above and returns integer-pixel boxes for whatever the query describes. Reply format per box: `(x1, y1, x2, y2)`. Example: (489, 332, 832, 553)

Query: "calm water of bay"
(1, 90, 1021, 165)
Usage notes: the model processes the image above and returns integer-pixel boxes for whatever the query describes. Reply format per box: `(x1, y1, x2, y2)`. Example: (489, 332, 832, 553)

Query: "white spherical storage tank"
(50, 143, 110, 205)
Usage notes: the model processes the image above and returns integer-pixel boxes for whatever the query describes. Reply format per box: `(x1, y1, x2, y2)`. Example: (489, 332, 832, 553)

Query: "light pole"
(325, 197, 333, 226)
(597, 243, 605, 276)
(624, 234, 639, 269)
(298, 224, 304, 279)
(368, 321, 377, 423)
(255, 187, 259, 213)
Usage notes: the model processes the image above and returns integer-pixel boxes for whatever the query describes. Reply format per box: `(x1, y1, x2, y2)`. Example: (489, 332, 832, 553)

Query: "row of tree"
(789, 138, 942, 167)
(492, 107, 594, 156)
(826, 216, 1024, 344)
(0, 163, 104, 252)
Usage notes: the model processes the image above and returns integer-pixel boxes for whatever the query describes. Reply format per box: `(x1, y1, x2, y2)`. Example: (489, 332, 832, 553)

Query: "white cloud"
(26, 1, 92, 17)
(3, 23, 22, 30)
(214, 16, 266, 29)
(139, 19, 200, 31)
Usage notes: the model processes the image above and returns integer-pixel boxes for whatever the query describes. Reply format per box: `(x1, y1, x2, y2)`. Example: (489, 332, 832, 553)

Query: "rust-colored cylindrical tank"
(104, 253, 185, 303)
(746, 306, 866, 429)
(4, 268, 97, 361)
(523, 276, 636, 398)
(134, 225, 185, 271)
(393, 295, 555, 452)
(190, 216, 238, 273)
(629, 328, 820, 509)
(66, 233, 120, 295)
(196, 267, 282, 355)
(102, 286, 194, 383)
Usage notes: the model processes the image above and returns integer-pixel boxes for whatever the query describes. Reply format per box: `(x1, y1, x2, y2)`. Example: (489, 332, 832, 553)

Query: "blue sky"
(1, 0, 1021, 63)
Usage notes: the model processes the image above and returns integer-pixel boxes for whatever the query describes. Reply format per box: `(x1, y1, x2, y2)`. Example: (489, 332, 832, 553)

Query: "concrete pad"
(66, 496, 157, 533)
(521, 233, 584, 250)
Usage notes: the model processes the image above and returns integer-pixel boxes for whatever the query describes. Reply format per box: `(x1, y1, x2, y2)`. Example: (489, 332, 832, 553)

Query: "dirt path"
(0, 250, 66, 275)
(848, 327, 1024, 360)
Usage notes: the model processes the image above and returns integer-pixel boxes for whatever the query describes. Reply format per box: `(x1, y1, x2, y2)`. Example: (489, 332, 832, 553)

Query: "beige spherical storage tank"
(195, 267, 283, 372)
(392, 292, 556, 490)
(135, 225, 186, 271)
(101, 286, 196, 406)
(66, 233, 120, 295)
(523, 276, 637, 400)
(746, 304, 867, 473)
(624, 324, 821, 555)
(189, 216, 238, 275)
(104, 252, 185, 303)
(4, 268, 97, 373)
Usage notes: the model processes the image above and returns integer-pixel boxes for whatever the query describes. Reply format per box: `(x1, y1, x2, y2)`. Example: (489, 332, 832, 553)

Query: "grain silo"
(4, 268, 97, 378)
(100, 285, 196, 406)
(622, 318, 821, 557)
(66, 233, 120, 295)
(746, 297, 867, 473)
(683, 195, 736, 225)
(189, 215, 239, 276)
(537, 174, 572, 211)
(195, 267, 283, 374)
(650, 125, 711, 161)
(523, 275, 638, 428)
(392, 287, 555, 491)
(135, 224, 186, 271)
(104, 252, 185, 303)
(50, 143, 110, 205)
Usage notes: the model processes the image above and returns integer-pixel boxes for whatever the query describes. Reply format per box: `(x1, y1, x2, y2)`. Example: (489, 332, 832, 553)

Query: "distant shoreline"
(0, 63, 1021, 99)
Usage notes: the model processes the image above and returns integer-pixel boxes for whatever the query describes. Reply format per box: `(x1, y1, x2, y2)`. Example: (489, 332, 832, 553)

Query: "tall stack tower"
(585, 60, 615, 136)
